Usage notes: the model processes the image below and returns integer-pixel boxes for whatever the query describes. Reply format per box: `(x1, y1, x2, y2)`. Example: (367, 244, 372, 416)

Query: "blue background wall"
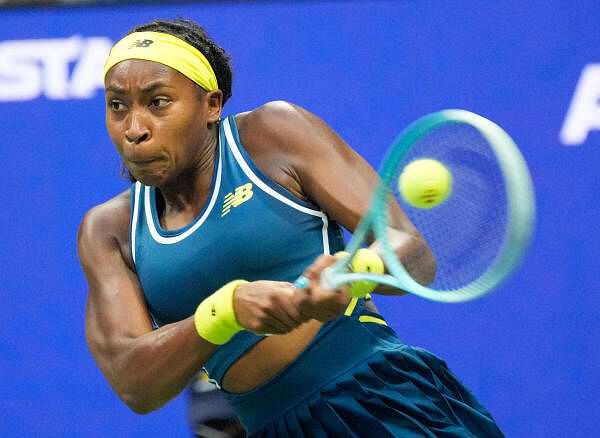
(1, 1, 598, 436)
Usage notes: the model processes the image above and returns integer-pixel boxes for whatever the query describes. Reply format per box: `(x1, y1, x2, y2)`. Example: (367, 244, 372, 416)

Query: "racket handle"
(293, 276, 310, 289)
(293, 268, 336, 290)
(319, 267, 336, 290)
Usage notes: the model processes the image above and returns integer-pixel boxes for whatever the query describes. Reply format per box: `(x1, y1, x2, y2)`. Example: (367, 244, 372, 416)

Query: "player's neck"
(157, 131, 219, 221)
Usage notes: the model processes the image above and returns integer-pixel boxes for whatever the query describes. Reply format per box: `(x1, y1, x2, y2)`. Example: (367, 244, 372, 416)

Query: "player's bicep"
(78, 209, 153, 363)
(287, 108, 417, 236)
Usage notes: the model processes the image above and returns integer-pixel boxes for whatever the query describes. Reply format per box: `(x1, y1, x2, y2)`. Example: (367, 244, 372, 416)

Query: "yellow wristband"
(194, 280, 247, 345)
(334, 249, 384, 298)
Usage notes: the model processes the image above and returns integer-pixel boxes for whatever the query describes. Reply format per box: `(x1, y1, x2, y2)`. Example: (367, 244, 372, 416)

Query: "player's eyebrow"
(139, 82, 176, 94)
(105, 82, 176, 95)
(105, 86, 127, 95)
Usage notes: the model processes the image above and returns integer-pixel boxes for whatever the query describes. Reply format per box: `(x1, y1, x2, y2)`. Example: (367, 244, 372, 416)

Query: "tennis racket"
(295, 109, 535, 302)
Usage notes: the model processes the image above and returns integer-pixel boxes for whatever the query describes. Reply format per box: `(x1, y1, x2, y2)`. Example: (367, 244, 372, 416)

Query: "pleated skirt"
(225, 307, 505, 437)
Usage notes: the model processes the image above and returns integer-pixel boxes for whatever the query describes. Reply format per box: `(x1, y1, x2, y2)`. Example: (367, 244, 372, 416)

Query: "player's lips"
(127, 155, 163, 164)
(123, 145, 164, 165)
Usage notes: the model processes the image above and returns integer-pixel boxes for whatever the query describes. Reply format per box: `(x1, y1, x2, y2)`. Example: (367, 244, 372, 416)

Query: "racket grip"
(293, 276, 310, 289)
(293, 267, 335, 290)
(319, 267, 336, 290)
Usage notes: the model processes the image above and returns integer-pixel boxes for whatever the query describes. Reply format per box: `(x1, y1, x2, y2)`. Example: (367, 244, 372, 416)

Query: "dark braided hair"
(128, 18, 233, 104)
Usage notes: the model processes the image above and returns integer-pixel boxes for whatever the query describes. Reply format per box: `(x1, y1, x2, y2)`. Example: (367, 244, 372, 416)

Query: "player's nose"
(124, 111, 150, 144)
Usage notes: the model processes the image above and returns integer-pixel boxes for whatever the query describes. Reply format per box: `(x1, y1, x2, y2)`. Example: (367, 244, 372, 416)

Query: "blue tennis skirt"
(224, 302, 505, 437)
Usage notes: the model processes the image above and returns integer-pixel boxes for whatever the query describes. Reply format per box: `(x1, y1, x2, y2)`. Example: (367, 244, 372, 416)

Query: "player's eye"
(151, 97, 171, 108)
(109, 100, 126, 112)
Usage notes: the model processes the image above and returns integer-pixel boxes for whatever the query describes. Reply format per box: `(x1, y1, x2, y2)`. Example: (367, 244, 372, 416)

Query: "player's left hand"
(292, 254, 351, 322)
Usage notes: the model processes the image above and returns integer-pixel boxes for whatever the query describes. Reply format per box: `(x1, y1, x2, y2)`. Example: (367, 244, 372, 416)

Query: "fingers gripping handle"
(293, 249, 384, 298)
(293, 275, 310, 289)
(319, 267, 336, 290)
(292, 267, 335, 289)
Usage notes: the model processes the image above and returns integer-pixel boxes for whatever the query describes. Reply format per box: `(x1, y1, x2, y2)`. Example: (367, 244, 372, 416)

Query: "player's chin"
(129, 164, 169, 186)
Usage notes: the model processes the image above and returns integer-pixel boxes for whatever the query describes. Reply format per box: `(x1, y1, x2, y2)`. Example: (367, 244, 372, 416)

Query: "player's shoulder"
(236, 101, 312, 138)
(250, 100, 303, 118)
(78, 189, 132, 246)
(235, 101, 320, 156)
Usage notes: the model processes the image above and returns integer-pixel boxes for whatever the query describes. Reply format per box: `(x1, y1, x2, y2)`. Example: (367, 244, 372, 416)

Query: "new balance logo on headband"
(128, 39, 154, 49)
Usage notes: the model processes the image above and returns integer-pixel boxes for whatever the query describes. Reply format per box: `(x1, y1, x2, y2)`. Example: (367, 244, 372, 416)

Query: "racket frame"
(319, 109, 535, 302)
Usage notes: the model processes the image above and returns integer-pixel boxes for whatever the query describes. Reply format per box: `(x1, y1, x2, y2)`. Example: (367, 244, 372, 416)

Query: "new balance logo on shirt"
(222, 183, 254, 216)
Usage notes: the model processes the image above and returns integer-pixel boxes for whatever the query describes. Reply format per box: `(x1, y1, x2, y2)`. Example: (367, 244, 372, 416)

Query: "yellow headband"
(104, 31, 219, 91)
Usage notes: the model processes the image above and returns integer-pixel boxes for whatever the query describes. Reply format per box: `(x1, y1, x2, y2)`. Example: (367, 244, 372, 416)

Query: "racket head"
(368, 109, 535, 302)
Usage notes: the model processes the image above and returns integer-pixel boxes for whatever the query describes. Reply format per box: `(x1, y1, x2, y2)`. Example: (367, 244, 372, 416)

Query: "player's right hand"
(232, 280, 310, 335)
(291, 254, 352, 322)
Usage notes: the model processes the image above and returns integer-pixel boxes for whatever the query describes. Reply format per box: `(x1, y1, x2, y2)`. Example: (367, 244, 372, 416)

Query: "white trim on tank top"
(131, 118, 331, 255)
(222, 117, 330, 255)
(131, 182, 142, 264)
(141, 137, 224, 245)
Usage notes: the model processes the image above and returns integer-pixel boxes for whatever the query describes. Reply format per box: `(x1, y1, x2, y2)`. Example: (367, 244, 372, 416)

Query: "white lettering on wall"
(0, 36, 112, 102)
(560, 63, 600, 146)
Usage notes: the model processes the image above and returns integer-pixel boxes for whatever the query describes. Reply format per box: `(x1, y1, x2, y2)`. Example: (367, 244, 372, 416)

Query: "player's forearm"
(97, 317, 216, 414)
(369, 228, 436, 294)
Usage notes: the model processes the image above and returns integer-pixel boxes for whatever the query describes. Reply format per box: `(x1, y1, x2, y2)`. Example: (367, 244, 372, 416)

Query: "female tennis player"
(78, 18, 505, 437)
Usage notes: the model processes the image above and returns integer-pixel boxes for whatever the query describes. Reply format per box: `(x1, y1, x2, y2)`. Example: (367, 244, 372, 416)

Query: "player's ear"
(206, 89, 223, 126)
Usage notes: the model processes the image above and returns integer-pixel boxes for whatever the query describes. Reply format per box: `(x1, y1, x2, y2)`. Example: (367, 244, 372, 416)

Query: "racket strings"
(389, 123, 508, 291)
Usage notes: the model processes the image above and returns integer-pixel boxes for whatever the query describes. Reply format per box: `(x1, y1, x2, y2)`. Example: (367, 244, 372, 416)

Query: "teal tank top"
(130, 115, 346, 385)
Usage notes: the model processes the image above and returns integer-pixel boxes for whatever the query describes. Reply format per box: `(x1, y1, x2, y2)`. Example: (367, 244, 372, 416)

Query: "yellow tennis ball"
(334, 249, 384, 298)
(398, 158, 452, 208)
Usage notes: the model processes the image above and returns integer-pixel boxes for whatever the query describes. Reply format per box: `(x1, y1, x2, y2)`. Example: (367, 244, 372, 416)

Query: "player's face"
(104, 60, 222, 186)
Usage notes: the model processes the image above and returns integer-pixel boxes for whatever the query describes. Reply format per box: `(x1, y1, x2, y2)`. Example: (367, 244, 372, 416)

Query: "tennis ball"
(334, 249, 384, 298)
(398, 158, 452, 208)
